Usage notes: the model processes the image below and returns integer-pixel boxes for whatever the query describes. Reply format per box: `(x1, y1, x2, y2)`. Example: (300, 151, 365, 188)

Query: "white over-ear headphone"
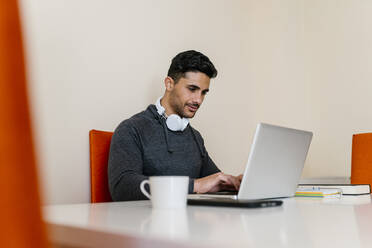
(155, 97, 189, 131)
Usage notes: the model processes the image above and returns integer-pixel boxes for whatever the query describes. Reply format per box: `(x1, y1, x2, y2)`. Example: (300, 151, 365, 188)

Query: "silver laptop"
(188, 123, 313, 200)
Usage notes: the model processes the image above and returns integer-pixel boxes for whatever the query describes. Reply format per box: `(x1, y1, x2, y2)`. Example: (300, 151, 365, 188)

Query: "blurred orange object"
(89, 129, 114, 203)
(351, 133, 372, 188)
(0, 0, 48, 247)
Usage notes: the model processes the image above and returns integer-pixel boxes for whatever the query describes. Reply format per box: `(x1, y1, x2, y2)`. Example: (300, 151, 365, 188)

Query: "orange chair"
(351, 133, 372, 188)
(0, 0, 48, 247)
(89, 129, 114, 203)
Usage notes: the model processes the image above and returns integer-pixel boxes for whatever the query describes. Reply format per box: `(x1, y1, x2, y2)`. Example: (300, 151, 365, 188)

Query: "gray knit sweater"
(108, 105, 220, 201)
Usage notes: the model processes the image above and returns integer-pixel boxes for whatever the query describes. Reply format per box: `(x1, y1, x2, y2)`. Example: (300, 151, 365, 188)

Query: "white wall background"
(19, 0, 372, 204)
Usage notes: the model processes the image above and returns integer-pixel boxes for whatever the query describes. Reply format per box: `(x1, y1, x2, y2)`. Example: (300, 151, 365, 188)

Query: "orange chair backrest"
(89, 129, 114, 203)
(351, 133, 372, 188)
(0, 0, 48, 247)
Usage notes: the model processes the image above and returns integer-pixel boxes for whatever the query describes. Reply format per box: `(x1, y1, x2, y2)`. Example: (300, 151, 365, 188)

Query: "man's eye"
(188, 87, 196, 92)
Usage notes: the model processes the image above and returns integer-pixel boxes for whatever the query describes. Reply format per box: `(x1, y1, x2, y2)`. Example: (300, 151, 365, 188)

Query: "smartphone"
(187, 198, 283, 208)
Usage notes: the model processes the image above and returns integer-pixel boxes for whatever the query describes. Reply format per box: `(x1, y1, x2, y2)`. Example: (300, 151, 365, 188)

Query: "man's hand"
(193, 172, 243, 194)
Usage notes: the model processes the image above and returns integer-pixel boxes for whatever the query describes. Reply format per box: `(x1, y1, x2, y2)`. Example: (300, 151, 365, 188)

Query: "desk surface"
(44, 195, 372, 248)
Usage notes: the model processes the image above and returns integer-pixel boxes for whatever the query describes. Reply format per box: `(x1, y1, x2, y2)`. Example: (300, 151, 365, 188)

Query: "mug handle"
(140, 180, 151, 199)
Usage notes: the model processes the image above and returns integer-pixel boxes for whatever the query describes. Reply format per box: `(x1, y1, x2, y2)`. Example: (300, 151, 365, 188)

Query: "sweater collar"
(146, 105, 205, 157)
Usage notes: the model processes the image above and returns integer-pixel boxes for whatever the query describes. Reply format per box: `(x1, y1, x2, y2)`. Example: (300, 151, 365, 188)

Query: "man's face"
(168, 71, 210, 118)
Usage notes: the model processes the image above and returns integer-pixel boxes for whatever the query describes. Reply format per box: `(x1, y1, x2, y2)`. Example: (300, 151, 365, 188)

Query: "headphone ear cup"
(166, 114, 182, 131)
(180, 117, 189, 131)
(166, 114, 189, 131)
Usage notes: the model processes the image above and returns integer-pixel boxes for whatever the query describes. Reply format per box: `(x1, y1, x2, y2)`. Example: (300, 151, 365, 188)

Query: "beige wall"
(19, 0, 372, 204)
(302, 0, 372, 177)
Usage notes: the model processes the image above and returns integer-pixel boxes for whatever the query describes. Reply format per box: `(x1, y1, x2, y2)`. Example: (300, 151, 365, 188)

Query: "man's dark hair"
(167, 50, 218, 83)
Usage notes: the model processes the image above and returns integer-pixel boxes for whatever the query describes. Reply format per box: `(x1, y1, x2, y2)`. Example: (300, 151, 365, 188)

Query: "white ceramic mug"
(140, 176, 189, 209)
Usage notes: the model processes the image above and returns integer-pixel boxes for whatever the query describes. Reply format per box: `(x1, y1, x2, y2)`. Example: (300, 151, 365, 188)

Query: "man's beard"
(175, 103, 200, 118)
(172, 102, 189, 118)
(169, 93, 200, 118)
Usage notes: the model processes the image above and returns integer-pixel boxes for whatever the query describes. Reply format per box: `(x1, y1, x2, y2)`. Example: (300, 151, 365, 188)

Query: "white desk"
(44, 196, 372, 248)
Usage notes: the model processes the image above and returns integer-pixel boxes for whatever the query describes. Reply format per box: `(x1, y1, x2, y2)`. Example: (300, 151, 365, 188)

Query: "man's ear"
(164, 76, 175, 91)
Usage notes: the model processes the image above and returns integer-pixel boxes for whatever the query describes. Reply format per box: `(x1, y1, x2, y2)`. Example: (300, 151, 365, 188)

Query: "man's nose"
(192, 93, 203, 105)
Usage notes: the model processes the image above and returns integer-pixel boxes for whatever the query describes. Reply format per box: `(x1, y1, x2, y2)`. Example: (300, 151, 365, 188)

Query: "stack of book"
(296, 184, 371, 197)
(296, 187, 341, 197)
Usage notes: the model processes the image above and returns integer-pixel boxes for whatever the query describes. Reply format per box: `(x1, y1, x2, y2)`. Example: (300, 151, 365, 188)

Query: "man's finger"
(232, 176, 241, 190)
(223, 175, 240, 191)
(237, 174, 243, 181)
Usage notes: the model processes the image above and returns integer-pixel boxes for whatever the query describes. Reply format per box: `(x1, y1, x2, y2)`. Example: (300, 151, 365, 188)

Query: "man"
(108, 50, 242, 201)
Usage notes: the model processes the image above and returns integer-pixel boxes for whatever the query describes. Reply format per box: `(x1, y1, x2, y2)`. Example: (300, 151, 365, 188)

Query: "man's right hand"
(193, 172, 242, 194)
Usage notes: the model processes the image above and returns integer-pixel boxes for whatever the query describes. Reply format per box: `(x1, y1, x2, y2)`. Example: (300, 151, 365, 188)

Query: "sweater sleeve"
(189, 127, 221, 179)
(108, 122, 148, 201)
(200, 150, 221, 177)
(188, 150, 219, 193)
(196, 130, 221, 177)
